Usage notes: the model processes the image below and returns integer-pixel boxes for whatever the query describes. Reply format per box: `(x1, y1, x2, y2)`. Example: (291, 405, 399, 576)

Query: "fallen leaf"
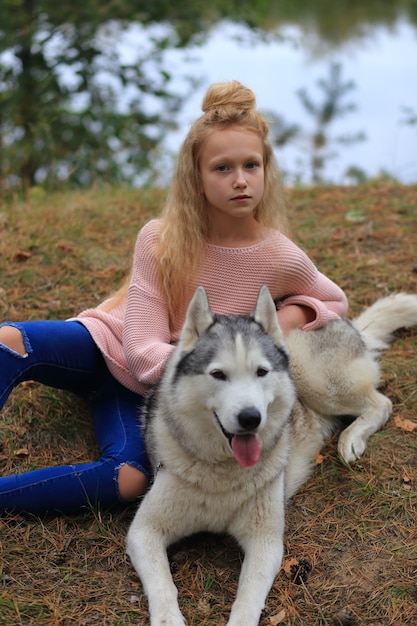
(15, 250, 32, 261)
(14, 447, 29, 457)
(269, 608, 286, 625)
(282, 557, 298, 576)
(48, 300, 62, 311)
(394, 415, 417, 432)
(282, 557, 312, 584)
(315, 453, 325, 465)
(344, 209, 367, 223)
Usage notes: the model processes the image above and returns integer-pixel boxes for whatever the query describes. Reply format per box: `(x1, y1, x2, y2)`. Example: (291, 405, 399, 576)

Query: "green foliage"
(0, 1, 195, 190)
(268, 112, 301, 148)
(264, 0, 417, 47)
(0, 0, 290, 192)
(401, 105, 417, 131)
(297, 63, 366, 182)
(269, 63, 366, 184)
(0, 0, 414, 191)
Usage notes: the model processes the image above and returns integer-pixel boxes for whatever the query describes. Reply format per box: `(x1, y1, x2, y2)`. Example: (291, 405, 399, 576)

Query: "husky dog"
(126, 286, 417, 626)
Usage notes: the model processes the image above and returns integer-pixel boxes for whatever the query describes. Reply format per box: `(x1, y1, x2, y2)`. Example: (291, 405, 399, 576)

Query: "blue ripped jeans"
(0, 320, 149, 516)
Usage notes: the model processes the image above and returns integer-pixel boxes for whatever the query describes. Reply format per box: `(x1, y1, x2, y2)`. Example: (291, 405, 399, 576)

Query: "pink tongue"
(231, 434, 261, 467)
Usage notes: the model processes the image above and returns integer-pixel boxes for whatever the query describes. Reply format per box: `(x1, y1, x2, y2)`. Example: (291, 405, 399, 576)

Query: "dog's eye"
(210, 369, 227, 381)
(256, 367, 269, 378)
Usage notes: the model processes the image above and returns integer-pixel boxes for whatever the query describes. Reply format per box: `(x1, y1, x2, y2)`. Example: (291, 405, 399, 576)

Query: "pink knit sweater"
(77, 219, 348, 396)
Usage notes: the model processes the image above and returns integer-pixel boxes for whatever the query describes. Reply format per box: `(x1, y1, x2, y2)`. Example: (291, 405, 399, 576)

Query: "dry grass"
(1, 183, 417, 625)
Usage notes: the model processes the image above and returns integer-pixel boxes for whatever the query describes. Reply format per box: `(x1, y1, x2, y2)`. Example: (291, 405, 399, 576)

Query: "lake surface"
(161, 18, 417, 185)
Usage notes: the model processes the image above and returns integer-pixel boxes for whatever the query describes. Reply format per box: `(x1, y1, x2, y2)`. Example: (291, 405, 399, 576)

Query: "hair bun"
(202, 81, 256, 114)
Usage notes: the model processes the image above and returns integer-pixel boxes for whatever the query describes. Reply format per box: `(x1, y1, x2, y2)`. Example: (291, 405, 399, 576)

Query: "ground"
(0, 183, 416, 625)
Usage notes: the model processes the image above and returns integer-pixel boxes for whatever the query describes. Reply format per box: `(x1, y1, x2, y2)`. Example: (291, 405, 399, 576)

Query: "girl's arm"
(276, 269, 348, 332)
(277, 304, 316, 336)
(273, 234, 348, 331)
(122, 221, 175, 386)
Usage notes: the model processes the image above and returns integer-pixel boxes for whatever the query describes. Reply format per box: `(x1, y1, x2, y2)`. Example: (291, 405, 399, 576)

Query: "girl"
(0, 80, 348, 516)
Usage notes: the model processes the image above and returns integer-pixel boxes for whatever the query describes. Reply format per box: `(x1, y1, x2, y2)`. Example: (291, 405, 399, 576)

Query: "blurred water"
(161, 18, 417, 185)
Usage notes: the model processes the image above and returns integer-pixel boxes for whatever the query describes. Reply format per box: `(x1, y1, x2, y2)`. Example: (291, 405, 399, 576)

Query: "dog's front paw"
(150, 607, 187, 626)
(337, 427, 367, 464)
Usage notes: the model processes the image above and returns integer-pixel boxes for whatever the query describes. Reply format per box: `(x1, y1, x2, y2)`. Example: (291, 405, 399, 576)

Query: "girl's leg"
(0, 320, 104, 409)
(0, 321, 149, 515)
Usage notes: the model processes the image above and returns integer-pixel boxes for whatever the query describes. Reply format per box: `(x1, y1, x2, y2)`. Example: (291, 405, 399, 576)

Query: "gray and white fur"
(126, 287, 417, 626)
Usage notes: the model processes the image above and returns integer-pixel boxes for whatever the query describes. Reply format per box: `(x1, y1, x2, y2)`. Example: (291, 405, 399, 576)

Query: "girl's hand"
(276, 305, 315, 337)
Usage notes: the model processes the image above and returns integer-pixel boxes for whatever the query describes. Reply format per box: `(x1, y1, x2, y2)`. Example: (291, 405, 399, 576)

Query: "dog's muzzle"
(214, 412, 234, 445)
(213, 409, 263, 468)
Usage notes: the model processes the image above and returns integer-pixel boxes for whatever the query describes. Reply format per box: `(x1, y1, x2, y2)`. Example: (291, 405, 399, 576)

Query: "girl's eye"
(246, 161, 258, 170)
(216, 165, 228, 172)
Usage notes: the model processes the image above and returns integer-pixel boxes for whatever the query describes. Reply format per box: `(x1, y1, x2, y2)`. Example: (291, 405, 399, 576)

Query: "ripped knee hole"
(117, 464, 148, 500)
(0, 325, 26, 355)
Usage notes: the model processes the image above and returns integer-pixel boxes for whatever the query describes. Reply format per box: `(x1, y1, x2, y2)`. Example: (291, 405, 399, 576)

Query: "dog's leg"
(227, 539, 283, 626)
(226, 475, 285, 626)
(338, 389, 392, 463)
(126, 484, 188, 626)
(127, 520, 186, 626)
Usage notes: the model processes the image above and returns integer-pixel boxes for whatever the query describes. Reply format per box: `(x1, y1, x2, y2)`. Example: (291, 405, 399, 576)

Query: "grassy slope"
(0, 183, 416, 625)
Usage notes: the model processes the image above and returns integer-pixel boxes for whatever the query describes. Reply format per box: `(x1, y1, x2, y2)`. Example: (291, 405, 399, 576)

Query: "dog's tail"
(352, 293, 417, 351)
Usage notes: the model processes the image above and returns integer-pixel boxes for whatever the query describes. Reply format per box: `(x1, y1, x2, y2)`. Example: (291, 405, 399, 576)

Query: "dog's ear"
(179, 286, 214, 350)
(253, 286, 285, 345)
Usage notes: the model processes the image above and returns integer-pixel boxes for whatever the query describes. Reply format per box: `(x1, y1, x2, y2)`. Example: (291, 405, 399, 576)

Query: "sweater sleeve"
(122, 221, 175, 386)
(278, 272, 348, 330)
(274, 236, 348, 330)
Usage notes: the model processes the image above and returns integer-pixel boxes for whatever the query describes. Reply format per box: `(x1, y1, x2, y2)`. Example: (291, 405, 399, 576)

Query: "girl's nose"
(233, 170, 247, 188)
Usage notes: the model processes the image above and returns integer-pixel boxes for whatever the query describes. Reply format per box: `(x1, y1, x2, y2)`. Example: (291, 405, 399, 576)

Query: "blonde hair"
(102, 81, 289, 318)
(158, 80, 289, 323)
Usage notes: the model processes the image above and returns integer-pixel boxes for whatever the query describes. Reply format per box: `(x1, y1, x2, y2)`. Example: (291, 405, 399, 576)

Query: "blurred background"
(1, 0, 416, 192)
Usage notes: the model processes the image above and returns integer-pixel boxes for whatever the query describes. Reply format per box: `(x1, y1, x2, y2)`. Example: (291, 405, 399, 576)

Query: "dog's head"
(165, 286, 296, 467)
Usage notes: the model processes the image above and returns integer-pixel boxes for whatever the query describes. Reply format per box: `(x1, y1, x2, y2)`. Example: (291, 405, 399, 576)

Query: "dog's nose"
(238, 407, 261, 431)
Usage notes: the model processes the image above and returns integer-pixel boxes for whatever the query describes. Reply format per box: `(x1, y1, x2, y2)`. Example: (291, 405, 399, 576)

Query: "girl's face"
(199, 127, 265, 230)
